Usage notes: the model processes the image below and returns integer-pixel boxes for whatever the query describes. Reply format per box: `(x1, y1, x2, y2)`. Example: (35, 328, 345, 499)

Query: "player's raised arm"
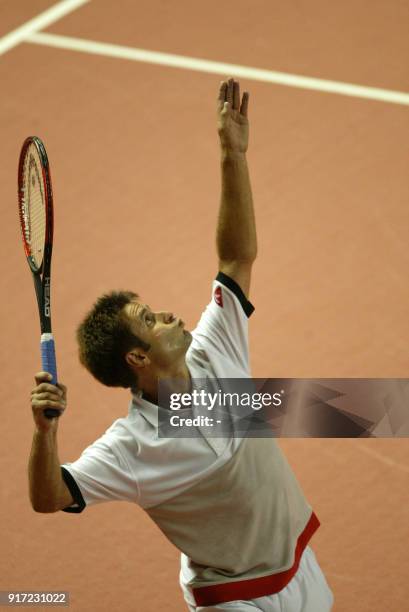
(216, 78, 257, 299)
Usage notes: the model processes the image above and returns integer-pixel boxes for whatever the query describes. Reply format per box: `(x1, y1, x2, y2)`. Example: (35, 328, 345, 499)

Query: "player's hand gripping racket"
(18, 136, 61, 420)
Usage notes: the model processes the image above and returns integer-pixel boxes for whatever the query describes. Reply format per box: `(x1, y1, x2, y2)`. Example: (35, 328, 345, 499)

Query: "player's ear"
(125, 349, 151, 369)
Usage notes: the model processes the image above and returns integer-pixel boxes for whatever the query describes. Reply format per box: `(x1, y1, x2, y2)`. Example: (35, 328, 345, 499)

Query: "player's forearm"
(28, 428, 64, 512)
(217, 150, 257, 262)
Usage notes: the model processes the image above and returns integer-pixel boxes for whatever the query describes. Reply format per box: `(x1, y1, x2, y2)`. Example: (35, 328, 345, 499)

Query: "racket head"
(17, 136, 54, 274)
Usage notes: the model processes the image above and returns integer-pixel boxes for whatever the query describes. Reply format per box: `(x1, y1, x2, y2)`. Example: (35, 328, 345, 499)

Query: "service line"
(26, 31, 409, 107)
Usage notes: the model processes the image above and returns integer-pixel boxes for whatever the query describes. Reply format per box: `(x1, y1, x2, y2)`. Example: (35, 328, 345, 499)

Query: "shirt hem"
(192, 510, 320, 606)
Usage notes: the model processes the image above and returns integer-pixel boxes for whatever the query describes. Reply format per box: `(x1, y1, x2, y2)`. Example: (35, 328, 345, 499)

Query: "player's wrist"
(33, 421, 58, 436)
(220, 148, 247, 161)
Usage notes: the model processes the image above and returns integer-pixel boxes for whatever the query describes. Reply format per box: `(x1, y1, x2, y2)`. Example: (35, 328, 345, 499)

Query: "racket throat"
(32, 273, 52, 333)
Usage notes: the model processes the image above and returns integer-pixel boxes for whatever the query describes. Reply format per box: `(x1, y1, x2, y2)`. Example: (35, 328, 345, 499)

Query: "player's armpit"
(218, 260, 254, 299)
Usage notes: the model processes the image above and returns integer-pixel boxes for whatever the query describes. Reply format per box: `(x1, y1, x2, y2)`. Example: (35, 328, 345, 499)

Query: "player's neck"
(141, 361, 191, 405)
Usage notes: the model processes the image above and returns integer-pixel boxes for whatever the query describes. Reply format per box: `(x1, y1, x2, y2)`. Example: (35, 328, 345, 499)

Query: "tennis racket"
(18, 136, 61, 420)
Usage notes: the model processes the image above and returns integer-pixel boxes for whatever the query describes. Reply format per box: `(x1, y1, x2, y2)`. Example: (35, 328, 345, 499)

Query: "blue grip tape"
(40, 335, 58, 385)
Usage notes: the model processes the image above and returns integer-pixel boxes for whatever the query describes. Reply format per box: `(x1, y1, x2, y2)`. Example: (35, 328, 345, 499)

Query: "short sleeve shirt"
(61, 272, 255, 512)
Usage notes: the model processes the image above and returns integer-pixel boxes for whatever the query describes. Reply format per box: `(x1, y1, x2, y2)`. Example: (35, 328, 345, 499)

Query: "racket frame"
(18, 137, 54, 334)
(18, 136, 60, 419)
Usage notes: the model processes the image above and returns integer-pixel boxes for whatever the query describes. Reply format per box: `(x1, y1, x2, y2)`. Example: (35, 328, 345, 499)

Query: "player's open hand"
(31, 372, 67, 432)
(217, 78, 249, 154)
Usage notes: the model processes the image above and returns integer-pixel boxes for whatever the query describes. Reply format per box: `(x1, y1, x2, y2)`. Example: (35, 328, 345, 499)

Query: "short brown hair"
(76, 290, 150, 389)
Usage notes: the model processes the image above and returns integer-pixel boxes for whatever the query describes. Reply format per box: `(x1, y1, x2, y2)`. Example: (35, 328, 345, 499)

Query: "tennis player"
(29, 78, 334, 611)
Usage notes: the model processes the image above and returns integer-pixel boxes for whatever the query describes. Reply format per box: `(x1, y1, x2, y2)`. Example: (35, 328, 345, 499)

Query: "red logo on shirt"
(214, 286, 223, 307)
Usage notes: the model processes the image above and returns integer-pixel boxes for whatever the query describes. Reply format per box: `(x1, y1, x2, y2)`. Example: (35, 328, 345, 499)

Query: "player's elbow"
(236, 245, 258, 263)
(31, 503, 58, 513)
(244, 249, 257, 263)
(218, 243, 257, 263)
(30, 497, 60, 513)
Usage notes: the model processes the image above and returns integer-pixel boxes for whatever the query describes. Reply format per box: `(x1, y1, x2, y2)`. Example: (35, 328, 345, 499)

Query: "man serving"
(29, 78, 334, 611)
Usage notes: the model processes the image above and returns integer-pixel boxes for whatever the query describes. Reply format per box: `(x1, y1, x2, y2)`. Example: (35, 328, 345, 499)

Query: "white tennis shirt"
(61, 272, 320, 607)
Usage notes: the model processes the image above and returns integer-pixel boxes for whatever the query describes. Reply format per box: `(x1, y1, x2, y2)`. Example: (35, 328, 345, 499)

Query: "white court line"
(26, 32, 409, 106)
(0, 0, 89, 56)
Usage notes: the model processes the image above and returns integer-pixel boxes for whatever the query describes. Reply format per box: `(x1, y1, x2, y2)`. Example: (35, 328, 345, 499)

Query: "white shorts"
(180, 546, 334, 612)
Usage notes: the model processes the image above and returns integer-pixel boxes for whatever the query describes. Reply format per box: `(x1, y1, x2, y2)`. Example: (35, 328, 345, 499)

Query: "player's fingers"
(240, 92, 249, 117)
(31, 383, 64, 395)
(218, 81, 227, 100)
(31, 383, 65, 397)
(32, 398, 65, 410)
(227, 77, 234, 105)
(233, 81, 240, 110)
(31, 392, 65, 404)
(218, 81, 227, 110)
(34, 371, 52, 385)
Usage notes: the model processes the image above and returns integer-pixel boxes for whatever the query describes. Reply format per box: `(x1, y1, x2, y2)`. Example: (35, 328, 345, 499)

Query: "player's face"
(123, 300, 192, 367)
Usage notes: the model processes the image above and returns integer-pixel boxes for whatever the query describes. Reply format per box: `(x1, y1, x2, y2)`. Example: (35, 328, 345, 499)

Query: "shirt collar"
(128, 351, 206, 427)
(129, 388, 158, 427)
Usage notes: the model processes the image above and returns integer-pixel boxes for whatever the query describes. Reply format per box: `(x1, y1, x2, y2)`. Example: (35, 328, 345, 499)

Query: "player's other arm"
(28, 372, 73, 513)
(216, 78, 256, 299)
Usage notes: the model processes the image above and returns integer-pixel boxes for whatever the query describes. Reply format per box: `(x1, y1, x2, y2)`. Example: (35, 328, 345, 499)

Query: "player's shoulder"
(93, 415, 140, 456)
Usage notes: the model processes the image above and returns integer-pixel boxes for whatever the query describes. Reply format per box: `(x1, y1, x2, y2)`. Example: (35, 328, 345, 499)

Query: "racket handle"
(40, 333, 61, 420)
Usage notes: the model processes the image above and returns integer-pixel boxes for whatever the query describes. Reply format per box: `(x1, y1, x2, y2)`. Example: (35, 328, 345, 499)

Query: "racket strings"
(23, 144, 46, 269)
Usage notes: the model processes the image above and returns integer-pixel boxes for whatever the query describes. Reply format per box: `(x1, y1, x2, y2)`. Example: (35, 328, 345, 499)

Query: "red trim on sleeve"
(192, 511, 320, 606)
